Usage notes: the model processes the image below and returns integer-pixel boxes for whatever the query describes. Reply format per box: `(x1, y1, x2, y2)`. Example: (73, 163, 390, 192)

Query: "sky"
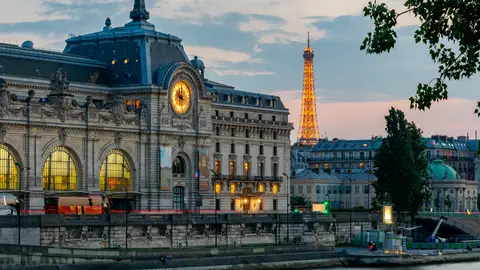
(0, 0, 479, 141)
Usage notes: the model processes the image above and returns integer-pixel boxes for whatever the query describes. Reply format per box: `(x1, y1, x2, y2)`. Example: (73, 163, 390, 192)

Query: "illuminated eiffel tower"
(297, 33, 320, 145)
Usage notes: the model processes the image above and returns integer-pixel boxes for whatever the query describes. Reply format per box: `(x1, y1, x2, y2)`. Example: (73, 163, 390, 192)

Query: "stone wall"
(0, 213, 335, 249)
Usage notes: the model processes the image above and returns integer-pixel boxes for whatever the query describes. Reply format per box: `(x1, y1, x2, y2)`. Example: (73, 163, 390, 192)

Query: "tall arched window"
(42, 147, 77, 191)
(173, 186, 185, 210)
(100, 150, 131, 192)
(172, 156, 186, 175)
(0, 144, 18, 190)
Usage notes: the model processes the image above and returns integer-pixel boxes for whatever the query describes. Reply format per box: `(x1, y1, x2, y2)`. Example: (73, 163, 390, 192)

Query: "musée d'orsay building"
(0, 0, 293, 213)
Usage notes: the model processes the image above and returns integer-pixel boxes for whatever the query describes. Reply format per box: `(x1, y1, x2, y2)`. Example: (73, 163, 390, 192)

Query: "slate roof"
(0, 42, 108, 84)
(294, 169, 340, 180)
(313, 139, 382, 152)
(313, 137, 477, 152)
(207, 86, 287, 110)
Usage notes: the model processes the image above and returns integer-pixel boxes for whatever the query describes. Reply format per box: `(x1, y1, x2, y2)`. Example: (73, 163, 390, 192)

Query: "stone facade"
(0, 214, 334, 249)
(0, 0, 293, 214)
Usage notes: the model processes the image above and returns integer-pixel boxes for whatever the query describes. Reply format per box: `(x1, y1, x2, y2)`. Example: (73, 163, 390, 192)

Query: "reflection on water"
(317, 262, 480, 270)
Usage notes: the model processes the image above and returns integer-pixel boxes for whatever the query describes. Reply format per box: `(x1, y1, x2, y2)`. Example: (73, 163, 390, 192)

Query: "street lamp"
(282, 173, 290, 245)
(346, 173, 353, 244)
(14, 162, 29, 245)
(210, 169, 218, 248)
(121, 163, 130, 249)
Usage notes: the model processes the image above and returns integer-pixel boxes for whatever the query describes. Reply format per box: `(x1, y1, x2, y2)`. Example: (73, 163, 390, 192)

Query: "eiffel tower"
(297, 33, 320, 145)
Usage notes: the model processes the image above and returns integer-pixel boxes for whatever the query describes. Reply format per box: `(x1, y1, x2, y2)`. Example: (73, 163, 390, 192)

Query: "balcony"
(211, 174, 283, 182)
(308, 157, 374, 162)
(211, 116, 292, 128)
(428, 155, 474, 161)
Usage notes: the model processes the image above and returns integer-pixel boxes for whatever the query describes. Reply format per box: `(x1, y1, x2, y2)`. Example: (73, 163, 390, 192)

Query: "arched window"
(173, 186, 185, 210)
(42, 147, 77, 191)
(100, 150, 131, 192)
(0, 144, 18, 190)
(172, 156, 186, 174)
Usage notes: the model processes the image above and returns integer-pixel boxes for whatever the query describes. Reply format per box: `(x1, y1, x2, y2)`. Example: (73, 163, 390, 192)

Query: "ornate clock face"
(171, 81, 192, 115)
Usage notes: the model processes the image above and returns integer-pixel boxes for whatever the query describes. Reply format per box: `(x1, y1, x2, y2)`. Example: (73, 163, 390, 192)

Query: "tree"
(434, 196, 440, 210)
(361, 1, 480, 114)
(373, 107, 431, 224)
(444, 195, 452, 212)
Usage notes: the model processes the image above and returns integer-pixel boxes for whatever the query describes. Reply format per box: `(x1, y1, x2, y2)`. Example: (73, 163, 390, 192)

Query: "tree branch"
(396, 7, 417, 18)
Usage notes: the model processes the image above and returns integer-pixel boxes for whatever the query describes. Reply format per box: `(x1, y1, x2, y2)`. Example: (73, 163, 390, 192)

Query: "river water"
(318, 262, 480, 270)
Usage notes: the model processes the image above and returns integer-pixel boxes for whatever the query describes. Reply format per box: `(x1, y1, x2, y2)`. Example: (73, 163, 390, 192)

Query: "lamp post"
(210, 169, 218, 248)
(14, 162, 28, 245)
(282, 173, 290, 245)
(121, 163, 130, 249)
(347, 173, 353, 243)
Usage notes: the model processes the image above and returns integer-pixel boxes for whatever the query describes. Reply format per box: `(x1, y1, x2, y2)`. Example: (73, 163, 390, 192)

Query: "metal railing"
(211, 116, 292, 127)
(211, 175, 283, 182)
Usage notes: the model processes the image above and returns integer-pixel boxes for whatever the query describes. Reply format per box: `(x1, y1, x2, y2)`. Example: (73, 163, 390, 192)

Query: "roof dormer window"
(242, 96, 246, 104)
(111, 59, 117, 65)
(227, 94, 232, 103)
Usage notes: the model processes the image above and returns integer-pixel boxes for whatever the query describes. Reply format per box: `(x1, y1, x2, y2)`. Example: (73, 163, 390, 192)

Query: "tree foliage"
(290, 196, 310, 207)
(444, 195, 452, 211)
(361, 1, 480, 114)
(373, 107, 431, 223)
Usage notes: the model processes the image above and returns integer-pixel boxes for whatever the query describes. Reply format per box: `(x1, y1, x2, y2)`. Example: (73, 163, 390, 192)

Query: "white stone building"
(0, 0, 293, 214)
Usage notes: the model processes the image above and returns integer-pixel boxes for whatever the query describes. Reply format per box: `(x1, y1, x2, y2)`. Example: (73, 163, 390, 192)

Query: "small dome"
(190, 56, 205, 69)
(429, 159, 461, 181)
(21, 40, 34, 49)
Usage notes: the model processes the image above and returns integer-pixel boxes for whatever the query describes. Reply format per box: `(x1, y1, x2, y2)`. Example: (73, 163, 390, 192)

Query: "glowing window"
(124, 58, 129, 64)
(362, 143, 368, 147)
(323, 163, 329, 169)
(42, 147, 77, 191)
(229, 161, 236, 176)
(0, 144, 18, 190)
(214, 160, 221, 174)
(259, 184, 265, 193)
(215, 183, 221, 194)
(125, 99, 131, 106)
(230, 184, 235, 194)
(111, 59, 116, 65)
(244, 162, 250, 177)
(273, 184, 278, 194)
(134, 99, 140, 109)
(100, 150, 131, 192)
(359, 162, 364, 168)
(135, 59, 139, 63)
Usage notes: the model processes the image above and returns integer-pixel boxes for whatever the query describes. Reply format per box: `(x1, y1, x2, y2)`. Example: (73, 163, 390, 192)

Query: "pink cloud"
(276, 90, 480, 141)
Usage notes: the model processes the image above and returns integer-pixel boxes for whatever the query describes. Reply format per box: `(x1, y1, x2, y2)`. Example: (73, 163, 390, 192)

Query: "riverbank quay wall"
(0, 243, 337, 268)
(0, 213, 337, 248)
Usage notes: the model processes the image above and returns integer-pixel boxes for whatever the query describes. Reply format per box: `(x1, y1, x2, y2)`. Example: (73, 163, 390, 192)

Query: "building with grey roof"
(290, 135, 479, 210)
(0, 0, 293, 214)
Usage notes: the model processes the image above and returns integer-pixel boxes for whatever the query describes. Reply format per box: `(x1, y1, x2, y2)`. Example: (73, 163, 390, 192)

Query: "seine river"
(318, 262, 480, 270)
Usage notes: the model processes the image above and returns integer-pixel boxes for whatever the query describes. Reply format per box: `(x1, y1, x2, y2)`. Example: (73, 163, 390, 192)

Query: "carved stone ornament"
(271, 157, 280, 163)
(42, 69, 84, 122)
(0, 78, 25, 118)
(0, 123, 8, 142)
(243, 155, 252, 162)
(229, 154, 237, 161)
(214, 153, 223, 161)
(58, 127, 68, 145)
(99, 94, 137, 126)
(258, 156, 265, 163)
(172, 117, 192, 131)
(114, 132, 123, 147)
(199, 120, 208, 129)
(178, 136, 186, 151)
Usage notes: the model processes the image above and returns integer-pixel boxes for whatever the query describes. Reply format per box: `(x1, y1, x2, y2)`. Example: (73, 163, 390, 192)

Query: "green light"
(324, 201, 329, 205)
(294, 209, 299, 213)
(324, 209, 329, 214)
